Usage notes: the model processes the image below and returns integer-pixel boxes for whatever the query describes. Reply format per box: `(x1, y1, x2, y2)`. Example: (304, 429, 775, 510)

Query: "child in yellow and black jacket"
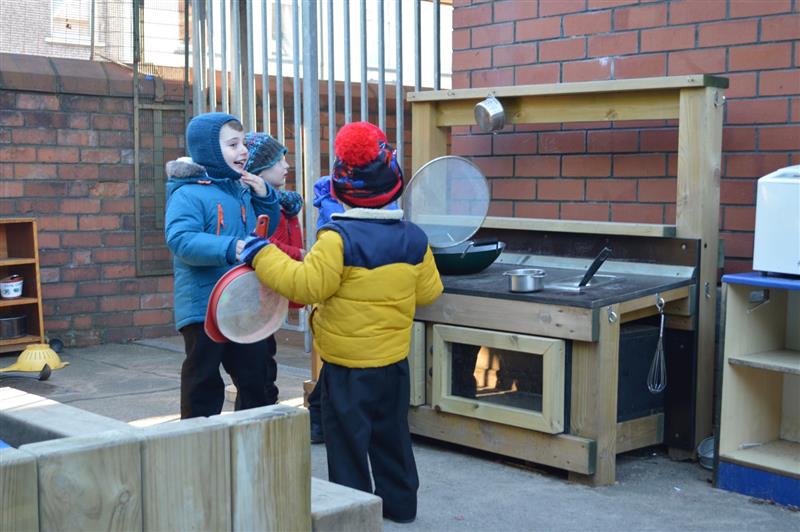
(240, 122, 443, 524)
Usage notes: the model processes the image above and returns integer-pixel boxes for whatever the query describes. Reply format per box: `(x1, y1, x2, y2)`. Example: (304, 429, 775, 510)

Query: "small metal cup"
(474, 96, 505, 132)
(503, 268, 546, 292)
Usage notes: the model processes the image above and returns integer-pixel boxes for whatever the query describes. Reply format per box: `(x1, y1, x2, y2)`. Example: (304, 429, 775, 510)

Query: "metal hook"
(656, 295, 665, 312)
(607, 307, 618, 323)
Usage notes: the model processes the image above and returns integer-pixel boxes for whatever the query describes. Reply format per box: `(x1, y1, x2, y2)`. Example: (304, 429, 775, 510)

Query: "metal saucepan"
(504, 268, 546, 293)
(474, 96, 505, 132)
(433, 239, 506, 275)
(0, 315, 26, 340)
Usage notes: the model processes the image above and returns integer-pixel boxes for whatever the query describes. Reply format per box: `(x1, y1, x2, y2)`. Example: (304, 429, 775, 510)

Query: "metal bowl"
(0, 315, 26, 340)
(474, 96, 505, 132)
(503, 268, 546, 293)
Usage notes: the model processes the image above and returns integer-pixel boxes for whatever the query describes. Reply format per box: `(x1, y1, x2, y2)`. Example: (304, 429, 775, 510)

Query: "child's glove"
(240, 232, 271, 266)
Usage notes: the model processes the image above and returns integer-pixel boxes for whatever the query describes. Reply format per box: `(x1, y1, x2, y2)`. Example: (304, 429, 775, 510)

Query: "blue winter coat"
(165, 158, 280, 330)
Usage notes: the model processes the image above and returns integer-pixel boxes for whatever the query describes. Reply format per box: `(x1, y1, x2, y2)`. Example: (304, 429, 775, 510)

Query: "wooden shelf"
(0, 334, 40, 353)
(720, 439, 800, 480)
(0, 258, 36, 267)
(0, 297, 39, 308)
(728, 349, 800, 376)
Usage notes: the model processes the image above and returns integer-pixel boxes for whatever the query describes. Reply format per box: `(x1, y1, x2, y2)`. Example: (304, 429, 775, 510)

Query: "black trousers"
(179, 323, 278, 419)
(307, 365, 323, 428)
(320, 359, 418, 521)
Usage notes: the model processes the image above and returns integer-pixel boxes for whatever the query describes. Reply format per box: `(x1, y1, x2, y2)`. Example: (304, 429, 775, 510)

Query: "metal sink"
(546, 274, 619, 293)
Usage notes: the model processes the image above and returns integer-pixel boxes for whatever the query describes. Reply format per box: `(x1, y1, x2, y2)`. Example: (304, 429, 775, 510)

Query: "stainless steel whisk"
(648, 296, 667, 394)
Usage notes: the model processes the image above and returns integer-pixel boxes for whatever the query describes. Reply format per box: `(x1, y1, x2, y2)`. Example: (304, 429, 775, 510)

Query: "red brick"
(58, 129, 98, 146)
(133, 309, 172, 327)
(16, 93, 59, 111)
(563, 58, 611, 82)
(723, 206, 756, 231)
(141, 293, 172, 309)
(561, 203, 609, 221)
(538, 179, 584, 200)
(0, 146, 36, 162)
(612, 203, 665, 224)
(91, 114, 131, 130)
(516, 63, 561, 84)
(81, 148, 121, 164)
(638, 178, 677, 202)
(59, 164, 100, 180)
(760, 70, 800, 96)
(517, 155, 560, 176)
(452, 134, 493, 156)
(539, 131, 585, 153)
(725, 153, 790, 177)
(641, 26, 695, 53)
(729, 43, 792, 72)
(493, 43, 537, 67)
(588, 0, 637, 8)
(540, 38, 586, 62)
(100, 295, 140, 312)
(725, 73, 758, 98)
(727, 98, 789, 124)
(492, 178, 536, 200)
(60, 198, 101, 214)
(24, 182, 67, 196)
(516, 17, 562, 41)
(0, 111, 24, 126)
(494, 0, 538, 22)
(14, 163, 58, 179)
(729, 0, 792, 17)
(103, 233, 135, 247)
(722, 127, 757, 151)
(698, 20, 758, 48)
(453, 29, 470, 50)
(89, 182, 130, 197)
(588, 32, 638, 57)
(102, 199, 134, 213)
(79, 215, 121, 231)
(472, 156, 514, 178)
(103, 264, 137, 279)
(721, 232, 755, 258)
(453, 3, 492, 28)
(540, 0, 586, 17)
(761, 14, 800, 41)
(488, 199, 514, 216)
(43, 282, 77, 299)
(11, 128, 56, 144)
(614, 154, 666, 176)
(60, 95, 100, 112)
(640, 129, 678, 151)
(72, 315, 93, 330)
(667, 48, 726, 75)
(94, 248, 133, 263)
(759, 126, 800, 151)
(492, 132, 537, 155)
(587, 130, 637, 152)
(614, 54, 666, 78)
(793, 97, 800, 122)
(0, 182, 23, 197)
(472, 22, 514, 48)
(472, 67, 514, 88)
(62, 267, 101, 282)
(724, 258, 753, 274)
(453, 49, 492, 71)
(563, 155, 611, 177)
(720, 180, 756, 205)
(61, 232, 103, 248)
(614, 3, 666, 30)
(68, 114, 90, 129)
(563, 11, 611, 36)
(669, 0, 726, 24)
(38, 147, 79, 163)
(586, 179, 636, 200)
(515, 201, 560, 218)
(452, 72, 469, 89)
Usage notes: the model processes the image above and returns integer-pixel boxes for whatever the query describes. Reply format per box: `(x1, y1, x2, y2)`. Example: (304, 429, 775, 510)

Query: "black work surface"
(440, 263, 694, 309)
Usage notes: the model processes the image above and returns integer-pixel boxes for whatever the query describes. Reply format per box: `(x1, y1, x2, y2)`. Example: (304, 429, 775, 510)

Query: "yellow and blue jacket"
(251, 208, 443, 368)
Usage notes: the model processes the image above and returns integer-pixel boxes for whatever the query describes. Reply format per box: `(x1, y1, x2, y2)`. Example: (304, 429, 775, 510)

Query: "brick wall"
(451, 0, 799, 273)
(0, 52, 410, 347)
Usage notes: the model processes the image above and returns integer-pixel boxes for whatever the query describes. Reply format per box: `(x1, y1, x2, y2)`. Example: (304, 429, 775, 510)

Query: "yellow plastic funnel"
(0, 344, 68, 373)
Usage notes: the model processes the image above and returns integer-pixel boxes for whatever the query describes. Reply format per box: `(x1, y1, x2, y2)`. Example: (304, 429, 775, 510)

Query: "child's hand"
(235, 239, 245, 260)
(240, 170, 267, 197)
(240, 233, 271, 266)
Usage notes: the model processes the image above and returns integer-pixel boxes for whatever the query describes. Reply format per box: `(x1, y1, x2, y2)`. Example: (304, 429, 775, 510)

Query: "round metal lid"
(403, 156, 490, 249)
(214, 271, 288, 344)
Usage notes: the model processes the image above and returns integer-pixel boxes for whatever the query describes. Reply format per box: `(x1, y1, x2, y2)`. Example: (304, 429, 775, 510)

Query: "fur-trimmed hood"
(165, 157, 241, 199)
(165, 157, 206, 179)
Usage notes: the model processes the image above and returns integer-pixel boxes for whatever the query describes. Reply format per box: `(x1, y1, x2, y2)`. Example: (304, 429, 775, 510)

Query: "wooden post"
(569, 304, 621, 486)
(0, 447, 38, 531)
(411, 101, 448, 174)
(676, 86, 724, 448)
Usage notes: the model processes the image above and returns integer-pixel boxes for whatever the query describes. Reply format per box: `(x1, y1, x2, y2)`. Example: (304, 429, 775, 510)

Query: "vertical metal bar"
(220, 0, 228, 113)
(327, 0, 335, 171)
(134, 0, 142, 273)
(261, 0, 270, 133)
(245, 0, 256, 130)
(377, 0, 385, 132)
(359, 0, 368, 121)
(184, 0, 191, 130)
(230, 0, 242, 119)
(276, 0, 285, 143)
(191, 0, 204, 115)
(343, 0, 351, 123)
(206, 0, 216, 111)
(292, 0, 302, 193)
(414, 0, 420, 92)
(433, 0, 440, 90)
(89, 0, 96, 60)
(395, 0, 403, 169)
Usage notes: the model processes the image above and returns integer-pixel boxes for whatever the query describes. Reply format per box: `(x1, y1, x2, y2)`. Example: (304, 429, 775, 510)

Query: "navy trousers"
(179, 323, 278, 418)
(320, 359, 418, 521)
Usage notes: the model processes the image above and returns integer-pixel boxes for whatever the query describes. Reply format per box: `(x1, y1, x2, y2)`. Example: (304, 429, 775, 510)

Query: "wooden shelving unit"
(0, 218, 45, 354)
(716, 273, 800, 506)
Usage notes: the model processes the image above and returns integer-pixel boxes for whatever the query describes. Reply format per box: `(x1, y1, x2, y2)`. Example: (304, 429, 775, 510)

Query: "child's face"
(258, 156, 290, 187)
(219, 123, 248, 174)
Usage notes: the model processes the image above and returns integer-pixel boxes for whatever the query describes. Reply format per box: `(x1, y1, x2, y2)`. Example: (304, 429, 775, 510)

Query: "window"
(51, 0, 92, 44)
(270, 0, 293, 60)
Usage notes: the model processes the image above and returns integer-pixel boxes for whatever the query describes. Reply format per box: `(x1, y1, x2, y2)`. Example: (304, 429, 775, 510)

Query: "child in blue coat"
(165, 112, 281, 418)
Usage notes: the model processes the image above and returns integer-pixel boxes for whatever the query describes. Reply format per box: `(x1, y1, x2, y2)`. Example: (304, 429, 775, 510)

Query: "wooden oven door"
(431, 324, 566, 434)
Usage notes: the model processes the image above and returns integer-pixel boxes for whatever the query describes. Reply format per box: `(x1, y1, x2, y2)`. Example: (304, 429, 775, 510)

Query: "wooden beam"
(407, 75, 728, 102)
(569, 303, 621, 486)
(411, 101, 448, 175)
(409, 321, 426, 406)
(408, 405, 596, 474)
(618, 286, 691, 316)
(0, 448, 38, 532)
(482, 216, 676, 237)
(676, 86, 724, 448)
(616, 414, 664, 454)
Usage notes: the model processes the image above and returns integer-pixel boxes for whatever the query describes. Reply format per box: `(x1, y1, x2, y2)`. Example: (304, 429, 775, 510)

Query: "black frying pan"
(432, 239, 506, 275)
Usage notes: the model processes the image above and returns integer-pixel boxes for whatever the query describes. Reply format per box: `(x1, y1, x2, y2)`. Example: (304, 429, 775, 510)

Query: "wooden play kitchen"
(404, 75, 727, 486)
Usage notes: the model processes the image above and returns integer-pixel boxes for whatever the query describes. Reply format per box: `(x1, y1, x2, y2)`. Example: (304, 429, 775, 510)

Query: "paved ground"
(1, 333, 797, 531)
